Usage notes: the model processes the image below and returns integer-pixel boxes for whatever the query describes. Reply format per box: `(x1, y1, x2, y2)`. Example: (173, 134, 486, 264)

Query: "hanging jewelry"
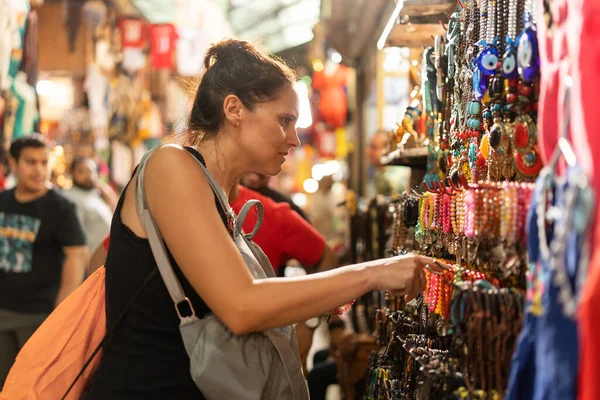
(476, 0, 499, 78)
(536, 166, 594, 318)
(473, 0, 489, 100)
(517, 0, 540, 82)
(502, 0, 519, 78)
(513, 114, 543, 179)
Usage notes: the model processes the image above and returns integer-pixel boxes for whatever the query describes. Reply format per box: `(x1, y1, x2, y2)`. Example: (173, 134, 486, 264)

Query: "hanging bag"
(134, 147, 309, 400)
(0, 266, 156, 400)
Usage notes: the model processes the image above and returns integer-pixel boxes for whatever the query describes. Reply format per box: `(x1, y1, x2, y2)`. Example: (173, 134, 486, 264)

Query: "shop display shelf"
(380, 147, 429, 167)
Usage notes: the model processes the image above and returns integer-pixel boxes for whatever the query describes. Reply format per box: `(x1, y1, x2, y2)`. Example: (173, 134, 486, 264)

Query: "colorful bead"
(467, 118, 481, 129)
(507, 93, 518, 103)
(468, 101, 482, 115)
(514, 122, 529, 148)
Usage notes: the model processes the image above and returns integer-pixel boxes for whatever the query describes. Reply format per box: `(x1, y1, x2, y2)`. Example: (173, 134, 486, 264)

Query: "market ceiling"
(215, 0, 321, 53)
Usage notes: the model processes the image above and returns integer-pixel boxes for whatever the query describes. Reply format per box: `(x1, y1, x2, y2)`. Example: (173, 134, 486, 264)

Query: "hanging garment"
(10, 71, 36, 138)
(536, 0, 600, 211)
(506, 166, 591, 400)
(149, 24, 178, 70)
(312, 63, 349, 129)
(118, 18, 147, 49)
(64, 0, 82, 53)
(82, 0, 106, 31)
(8, 0, 29, 78)
(94, 40, 115, 72)
(110, 140, 133, 188)
(2, 90, 18, 143)
(0, 0, 19, 90)
(84, 63, 109, 130)
(536, 0, 600, 397)
(176, 28, 206, 77)
(121, 47, 146, 74)
(19, 9, 38, 87)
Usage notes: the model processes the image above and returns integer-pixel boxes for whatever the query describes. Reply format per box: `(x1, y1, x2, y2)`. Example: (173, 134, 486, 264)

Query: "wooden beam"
(385, 23, 445, 48)
(402, 0, 456, 16)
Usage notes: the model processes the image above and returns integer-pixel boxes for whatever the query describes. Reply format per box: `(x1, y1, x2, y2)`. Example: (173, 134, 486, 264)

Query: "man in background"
(240, 172, 310, 221)
(0, 135, 88, 389)
(366, 130, 410, 196)
(64, 157, 116, 253)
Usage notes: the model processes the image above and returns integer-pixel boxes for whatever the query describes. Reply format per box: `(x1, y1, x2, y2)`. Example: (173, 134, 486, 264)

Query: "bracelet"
(326, 300, 356, 323)
(328, 320, 345, 331)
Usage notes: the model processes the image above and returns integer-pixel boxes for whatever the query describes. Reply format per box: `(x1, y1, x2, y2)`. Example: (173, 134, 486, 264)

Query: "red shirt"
(149, 24, 178, 70)
(118, 18, 147, 48)
(230, 186, 326, 272)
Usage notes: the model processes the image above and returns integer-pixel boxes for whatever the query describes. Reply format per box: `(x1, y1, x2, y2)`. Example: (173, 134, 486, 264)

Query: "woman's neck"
(194, 136, 245, 199)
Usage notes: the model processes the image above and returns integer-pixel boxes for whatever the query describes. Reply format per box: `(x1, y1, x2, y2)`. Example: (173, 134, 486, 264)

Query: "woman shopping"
(84, 39, 439, 399)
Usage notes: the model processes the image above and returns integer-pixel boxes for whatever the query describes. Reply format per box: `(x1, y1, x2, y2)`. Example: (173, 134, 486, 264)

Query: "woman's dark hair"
(186, 39, 296, 144)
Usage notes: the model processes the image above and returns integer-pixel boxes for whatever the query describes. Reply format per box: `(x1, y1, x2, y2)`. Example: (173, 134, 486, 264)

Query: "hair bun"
(204, 39, 254, 70)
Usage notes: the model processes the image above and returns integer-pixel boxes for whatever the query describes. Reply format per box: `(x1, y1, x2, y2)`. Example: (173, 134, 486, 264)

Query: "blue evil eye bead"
(518, 24, 540, 82)
(502, 49, 518, 79)
(477, 47, 499, 76)
(473, 69, 487, 100)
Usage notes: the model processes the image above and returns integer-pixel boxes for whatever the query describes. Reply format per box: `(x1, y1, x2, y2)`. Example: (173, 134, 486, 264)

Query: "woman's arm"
(141, 146, 430, 335)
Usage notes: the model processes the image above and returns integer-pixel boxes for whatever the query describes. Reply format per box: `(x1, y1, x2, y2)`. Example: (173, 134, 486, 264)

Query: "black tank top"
(87, 148, 228, 399)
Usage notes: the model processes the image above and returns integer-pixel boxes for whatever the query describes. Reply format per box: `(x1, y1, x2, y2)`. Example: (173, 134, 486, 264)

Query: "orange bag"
(0, 267, 106, 399)
(0, 265, 156, 400)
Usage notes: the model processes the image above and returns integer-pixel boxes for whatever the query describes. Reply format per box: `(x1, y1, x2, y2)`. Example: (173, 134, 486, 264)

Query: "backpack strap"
(235, 199, 263, 240)
(134, 147, 202, 322)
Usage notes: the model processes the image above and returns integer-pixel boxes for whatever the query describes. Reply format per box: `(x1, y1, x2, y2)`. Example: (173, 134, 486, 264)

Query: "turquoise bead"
(492, 104, 503, 112)
(483, 110, 492, 119)
(468, 118, 481, 129)
(468, 101, 481, 115)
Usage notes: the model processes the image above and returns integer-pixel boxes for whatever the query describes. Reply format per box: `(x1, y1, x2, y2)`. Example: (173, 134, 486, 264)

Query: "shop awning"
(129, 0, 174, 23)
(322, 0, 454, 64)
(216, 0, 322, 54)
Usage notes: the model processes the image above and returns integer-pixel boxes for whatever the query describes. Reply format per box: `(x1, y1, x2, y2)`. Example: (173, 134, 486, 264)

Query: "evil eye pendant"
(502, 48, 518, 79)
(477, 47, 499, 76)
(517, 24, 540, 82)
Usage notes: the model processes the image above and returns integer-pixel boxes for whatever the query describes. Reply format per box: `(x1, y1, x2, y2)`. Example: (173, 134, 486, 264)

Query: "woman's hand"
(370, 254, 446, 301)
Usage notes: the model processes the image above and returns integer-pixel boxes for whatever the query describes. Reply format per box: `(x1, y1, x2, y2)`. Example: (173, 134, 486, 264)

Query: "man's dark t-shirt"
(0, 188, 86, 313)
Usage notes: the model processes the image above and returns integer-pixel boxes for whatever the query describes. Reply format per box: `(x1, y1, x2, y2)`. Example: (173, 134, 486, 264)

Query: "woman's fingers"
(417, 256, 451, 273)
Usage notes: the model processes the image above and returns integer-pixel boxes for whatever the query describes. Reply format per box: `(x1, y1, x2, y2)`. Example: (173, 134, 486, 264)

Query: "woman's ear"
(223, 94, 243, 128)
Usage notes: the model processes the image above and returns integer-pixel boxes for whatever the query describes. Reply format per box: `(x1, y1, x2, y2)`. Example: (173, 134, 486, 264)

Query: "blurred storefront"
(1, 0, 233, 190)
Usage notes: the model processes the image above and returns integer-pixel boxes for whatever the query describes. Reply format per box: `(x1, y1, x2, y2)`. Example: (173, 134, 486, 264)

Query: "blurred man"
(65, 158, 116, 253)
(241, 172, 310, 221)
(366, 131, 409, 196)
(309, 175, 337, 242)
(0, 135, 87, 389)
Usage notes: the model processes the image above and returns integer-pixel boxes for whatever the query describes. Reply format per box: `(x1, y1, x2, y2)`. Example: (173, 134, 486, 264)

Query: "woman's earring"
(234, 121, 240, 128)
